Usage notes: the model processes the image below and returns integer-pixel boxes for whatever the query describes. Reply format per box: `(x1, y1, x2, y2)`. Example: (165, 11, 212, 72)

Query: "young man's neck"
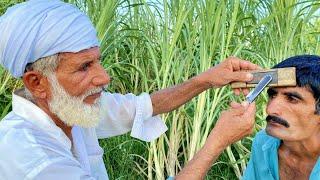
(281, 131, 320, 160)
(278, 132, 320, 180)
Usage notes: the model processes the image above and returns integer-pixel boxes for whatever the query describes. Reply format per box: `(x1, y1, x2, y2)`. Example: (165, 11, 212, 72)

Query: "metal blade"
(246, 75, 272, 103)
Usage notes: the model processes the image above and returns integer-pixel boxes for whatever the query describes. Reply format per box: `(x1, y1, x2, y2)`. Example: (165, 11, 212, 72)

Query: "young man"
(243, 55, 320, 180)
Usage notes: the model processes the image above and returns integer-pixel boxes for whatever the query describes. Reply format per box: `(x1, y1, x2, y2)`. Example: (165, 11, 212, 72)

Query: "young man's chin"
(265, 125, 284, 139)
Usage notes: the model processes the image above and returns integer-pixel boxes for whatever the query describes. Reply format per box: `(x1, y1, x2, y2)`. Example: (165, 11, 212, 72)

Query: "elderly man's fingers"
(227, 56, 262, 71)
(243, 102, 256, 119)
(242, 88, 250, 95)
(233, 88, 241, 95)
(228, 104, 247, 116)
(238, 59, 260, 71)
(239, 61, 251, 70)
(229, 71, 253, 82)
(241, 101, 249, 107)
(230, 101, 241, 108)
(228, 57, 241, 71)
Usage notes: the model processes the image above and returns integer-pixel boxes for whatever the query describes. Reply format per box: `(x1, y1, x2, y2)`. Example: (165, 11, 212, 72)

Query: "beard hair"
(47, 74, 102, 128)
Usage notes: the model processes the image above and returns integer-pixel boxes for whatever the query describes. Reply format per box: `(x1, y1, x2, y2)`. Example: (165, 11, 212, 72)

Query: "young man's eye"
(267, 88, 277, 99)
(268, 93, 276, 99)
(286, 95, 299, 103)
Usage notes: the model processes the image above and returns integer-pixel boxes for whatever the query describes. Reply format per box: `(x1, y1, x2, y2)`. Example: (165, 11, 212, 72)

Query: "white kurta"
(0, 91, 167, 180)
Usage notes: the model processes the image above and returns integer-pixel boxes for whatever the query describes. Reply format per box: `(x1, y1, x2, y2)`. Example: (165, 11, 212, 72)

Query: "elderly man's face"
(266, 87, 320, 141)
(46, 47, 110, 127)
(54, 47, 110, 103)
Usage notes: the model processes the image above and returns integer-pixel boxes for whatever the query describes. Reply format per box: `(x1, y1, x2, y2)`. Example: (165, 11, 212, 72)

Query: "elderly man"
(0, 1, 257, 179)
(243, 55, 320, 180)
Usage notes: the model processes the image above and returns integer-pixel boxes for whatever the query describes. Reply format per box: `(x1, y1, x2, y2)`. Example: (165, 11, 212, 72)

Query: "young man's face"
(266, 86, 320, 141)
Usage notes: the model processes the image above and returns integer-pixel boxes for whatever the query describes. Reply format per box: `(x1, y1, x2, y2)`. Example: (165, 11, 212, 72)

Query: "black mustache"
(266, 115, 290, 128)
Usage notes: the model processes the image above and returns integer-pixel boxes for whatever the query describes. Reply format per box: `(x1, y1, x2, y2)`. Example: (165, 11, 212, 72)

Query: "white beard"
(47, 74, 102, 128)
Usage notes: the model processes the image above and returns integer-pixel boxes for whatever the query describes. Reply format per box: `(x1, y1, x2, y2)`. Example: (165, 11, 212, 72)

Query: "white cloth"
(0, 91, 167, 180)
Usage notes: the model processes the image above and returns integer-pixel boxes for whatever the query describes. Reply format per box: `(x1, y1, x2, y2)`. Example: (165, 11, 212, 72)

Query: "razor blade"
(246, 75, 272, 103)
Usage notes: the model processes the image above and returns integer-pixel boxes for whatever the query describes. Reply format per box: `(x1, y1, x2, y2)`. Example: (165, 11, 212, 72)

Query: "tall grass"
(1, 0, 320, 179)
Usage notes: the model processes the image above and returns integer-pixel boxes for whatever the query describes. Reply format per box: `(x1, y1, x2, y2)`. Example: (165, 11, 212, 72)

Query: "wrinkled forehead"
(58, 47, 101, 64)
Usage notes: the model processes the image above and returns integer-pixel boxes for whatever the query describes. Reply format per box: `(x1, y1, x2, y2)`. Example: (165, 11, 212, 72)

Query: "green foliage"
(1, 0, 320, 179)
(0, 0, 23, 15)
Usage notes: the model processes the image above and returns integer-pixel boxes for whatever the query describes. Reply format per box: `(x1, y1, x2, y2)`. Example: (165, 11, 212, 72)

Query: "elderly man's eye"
(79, 62, 91, 71)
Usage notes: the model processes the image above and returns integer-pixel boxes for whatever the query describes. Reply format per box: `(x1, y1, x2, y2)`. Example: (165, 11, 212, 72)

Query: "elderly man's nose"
(92, 65, 111, 86)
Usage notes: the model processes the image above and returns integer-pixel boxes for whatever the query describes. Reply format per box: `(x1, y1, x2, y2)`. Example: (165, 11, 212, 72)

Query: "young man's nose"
(266, 99, 282, 116)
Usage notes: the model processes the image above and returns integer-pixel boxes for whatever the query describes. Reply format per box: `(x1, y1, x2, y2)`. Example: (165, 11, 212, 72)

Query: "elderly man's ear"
(23, 71, 51, 99)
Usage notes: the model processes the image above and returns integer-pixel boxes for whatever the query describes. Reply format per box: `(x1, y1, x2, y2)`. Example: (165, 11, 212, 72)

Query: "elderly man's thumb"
(243, 102, 256, 118)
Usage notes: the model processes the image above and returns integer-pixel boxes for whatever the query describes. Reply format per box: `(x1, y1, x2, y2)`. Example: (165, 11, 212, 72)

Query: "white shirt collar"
(12, 89, 71, 150)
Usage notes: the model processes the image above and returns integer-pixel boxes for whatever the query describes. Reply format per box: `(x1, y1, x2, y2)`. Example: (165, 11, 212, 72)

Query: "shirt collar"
(261, 131, 281, 151)
(259, 130, 281, 180)
(12, 89, 71, 150)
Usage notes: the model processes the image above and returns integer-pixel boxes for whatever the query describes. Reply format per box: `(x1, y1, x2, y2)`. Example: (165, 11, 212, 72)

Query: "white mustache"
(83, 87, 104, 99)
(48, 74, 101, 128)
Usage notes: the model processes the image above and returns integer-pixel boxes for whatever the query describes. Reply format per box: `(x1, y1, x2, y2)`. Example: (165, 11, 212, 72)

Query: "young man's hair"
(273, 55, 320, 114)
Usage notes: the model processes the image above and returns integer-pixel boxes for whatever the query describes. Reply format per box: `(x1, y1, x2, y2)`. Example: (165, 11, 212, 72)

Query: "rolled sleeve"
(96, 92, 167, 142)
(130, 93, 167, 142)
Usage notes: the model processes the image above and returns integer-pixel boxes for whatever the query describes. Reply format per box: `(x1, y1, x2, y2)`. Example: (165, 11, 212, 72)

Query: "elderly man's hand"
(196, 57, 260, 95)
(175, 101, 256, 179)
(209, 101, 256, 147)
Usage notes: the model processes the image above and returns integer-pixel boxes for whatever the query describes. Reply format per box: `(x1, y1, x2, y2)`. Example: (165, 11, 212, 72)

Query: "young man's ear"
(22, 71, 50, 99)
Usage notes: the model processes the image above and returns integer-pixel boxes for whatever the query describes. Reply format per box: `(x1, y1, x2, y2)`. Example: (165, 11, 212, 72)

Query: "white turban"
(0, 0, 99, 77)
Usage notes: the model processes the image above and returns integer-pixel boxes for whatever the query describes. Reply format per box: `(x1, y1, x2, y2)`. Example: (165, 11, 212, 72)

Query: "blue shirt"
(243, 130, 320, 180)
